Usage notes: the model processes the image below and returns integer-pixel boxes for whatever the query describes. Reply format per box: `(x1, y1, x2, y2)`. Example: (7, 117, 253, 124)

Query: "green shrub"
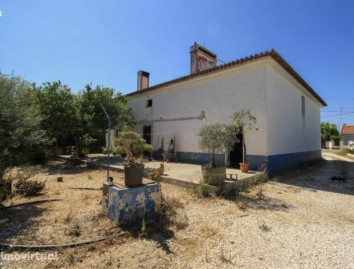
(338, 148, 354, 156)
(192, 182, 211, 198)
(113, 131, 153, 164)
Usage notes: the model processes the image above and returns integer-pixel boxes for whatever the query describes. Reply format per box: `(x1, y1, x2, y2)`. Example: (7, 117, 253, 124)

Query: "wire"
(217, 58, 226, 64)
(322, 110, 354, 113)
(0, 232, 126, 250)
(321, 111, 354, 118)
(0, 199, 62, 210)
(324, 97, 354, 99)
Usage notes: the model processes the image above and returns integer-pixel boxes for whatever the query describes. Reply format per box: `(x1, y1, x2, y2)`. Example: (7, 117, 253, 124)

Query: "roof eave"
(127, 49, 327, 107)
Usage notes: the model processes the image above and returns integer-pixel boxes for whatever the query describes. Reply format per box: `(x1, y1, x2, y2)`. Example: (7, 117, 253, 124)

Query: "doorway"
(143, 125, 152, 158)
(229, 132, 243, 168)
(143, 126, 152, 144)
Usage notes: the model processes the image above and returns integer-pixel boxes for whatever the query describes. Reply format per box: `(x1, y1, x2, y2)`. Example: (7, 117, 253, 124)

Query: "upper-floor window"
(146, 99, 153, 108)
(301, 96, 305, 117)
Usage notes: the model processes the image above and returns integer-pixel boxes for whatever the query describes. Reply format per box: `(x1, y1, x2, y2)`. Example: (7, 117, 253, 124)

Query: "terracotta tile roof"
(341, 125, 354, 135)
(127, 49, 327, 106)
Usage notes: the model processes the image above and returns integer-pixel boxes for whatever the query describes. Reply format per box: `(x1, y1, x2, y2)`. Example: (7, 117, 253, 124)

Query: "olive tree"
(197, 123, 239, 167)
(0, 74, 49, 201)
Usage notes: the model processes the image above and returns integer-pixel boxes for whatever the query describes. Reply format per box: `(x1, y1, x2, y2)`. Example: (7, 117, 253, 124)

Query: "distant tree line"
(0, 72, 135, 179)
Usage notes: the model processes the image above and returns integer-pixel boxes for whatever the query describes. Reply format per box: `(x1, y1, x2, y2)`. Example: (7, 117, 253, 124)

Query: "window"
(146, 99, 152, 108)
(301, 96, 305, 117)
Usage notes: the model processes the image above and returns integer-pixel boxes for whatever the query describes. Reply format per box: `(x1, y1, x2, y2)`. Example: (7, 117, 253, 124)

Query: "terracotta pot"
(239, 163, 250, 173)
(124, 165, 144, 187)
(201, 166, 226, 185)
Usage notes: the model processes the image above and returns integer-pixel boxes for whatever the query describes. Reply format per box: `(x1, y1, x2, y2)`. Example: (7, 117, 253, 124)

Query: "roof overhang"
(127, 49, 327, 107)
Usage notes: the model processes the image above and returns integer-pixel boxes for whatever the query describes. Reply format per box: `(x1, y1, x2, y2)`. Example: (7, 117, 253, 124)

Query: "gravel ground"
(1, 156, 353, 268)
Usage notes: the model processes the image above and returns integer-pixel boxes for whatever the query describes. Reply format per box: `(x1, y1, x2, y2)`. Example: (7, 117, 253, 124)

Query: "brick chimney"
(190, 43, 217, 74)
(137, 70, 150, 91)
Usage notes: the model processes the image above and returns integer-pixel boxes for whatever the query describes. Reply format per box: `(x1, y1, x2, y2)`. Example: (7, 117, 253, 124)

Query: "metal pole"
(99, 103, 111, 183)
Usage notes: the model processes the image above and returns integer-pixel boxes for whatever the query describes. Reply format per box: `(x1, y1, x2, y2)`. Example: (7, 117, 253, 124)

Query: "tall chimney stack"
(137, 70, 150, 91)
(190, 43, 217, 74)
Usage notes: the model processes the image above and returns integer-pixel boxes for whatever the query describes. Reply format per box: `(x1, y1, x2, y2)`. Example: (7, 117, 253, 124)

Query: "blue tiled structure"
(102, 182, 161, 226)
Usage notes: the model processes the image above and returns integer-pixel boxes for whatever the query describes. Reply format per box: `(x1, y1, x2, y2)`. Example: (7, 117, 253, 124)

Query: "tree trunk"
(242, 130, 247, 163)
(55, 134, 59, 158)
(75, 137, 83, 157)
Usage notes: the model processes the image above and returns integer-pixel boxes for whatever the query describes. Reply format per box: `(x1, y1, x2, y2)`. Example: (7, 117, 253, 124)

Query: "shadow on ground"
(117, 195, 189, 255)
(119, 216, 175, 255)
(0, 200, 56, 244)
(275, 158, 354, 196)
(223, 189, 294, 212)
(46, 160, 108, 176)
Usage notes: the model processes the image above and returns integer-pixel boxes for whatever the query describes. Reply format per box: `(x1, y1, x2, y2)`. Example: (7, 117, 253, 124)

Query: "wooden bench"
(226, 173, 238, 180)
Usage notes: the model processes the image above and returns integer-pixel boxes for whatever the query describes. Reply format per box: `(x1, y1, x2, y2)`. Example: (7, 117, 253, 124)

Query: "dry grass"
(0, 161, 119, 246)
(1, 158, 354, 268)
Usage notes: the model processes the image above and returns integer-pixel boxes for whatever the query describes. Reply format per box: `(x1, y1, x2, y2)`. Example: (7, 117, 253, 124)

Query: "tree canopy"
(321, 122, 340, 145)
(75, 84, 135, 154)
(198, 123, 239, 167)
(33, 81, 78, 155)
(0, 74, 49, 177)
(0, 73, 135, 173)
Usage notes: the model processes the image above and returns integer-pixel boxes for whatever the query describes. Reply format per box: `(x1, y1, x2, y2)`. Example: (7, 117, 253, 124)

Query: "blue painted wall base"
(173, 150, 321, 177)
(266, 150, 321, 177)
(102, 182, 161, 227)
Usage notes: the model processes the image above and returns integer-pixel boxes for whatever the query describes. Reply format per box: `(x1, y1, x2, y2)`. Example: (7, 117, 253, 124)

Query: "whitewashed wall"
(128, 60, 269, 157)
(265, 61, 322, 155)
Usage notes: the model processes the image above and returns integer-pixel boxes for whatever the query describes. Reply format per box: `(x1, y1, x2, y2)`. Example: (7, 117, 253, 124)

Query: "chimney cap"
(137, 70, 150, 77)
(190, 43, 217, 59)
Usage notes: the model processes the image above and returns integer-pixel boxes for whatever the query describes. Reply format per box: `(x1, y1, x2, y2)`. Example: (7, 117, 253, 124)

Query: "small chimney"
(190, 43, 217, 74)
(137, 70, 150, 91)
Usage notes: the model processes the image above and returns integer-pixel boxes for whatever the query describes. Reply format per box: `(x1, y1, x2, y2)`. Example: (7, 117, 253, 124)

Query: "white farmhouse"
(126, 44, 326, 176)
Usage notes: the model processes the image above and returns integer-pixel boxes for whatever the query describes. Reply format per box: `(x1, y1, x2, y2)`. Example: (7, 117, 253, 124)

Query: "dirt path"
(1, 159, 353, 268)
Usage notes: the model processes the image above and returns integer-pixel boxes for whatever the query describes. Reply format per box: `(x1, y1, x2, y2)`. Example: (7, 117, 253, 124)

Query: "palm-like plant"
(232, 109, 257, 164)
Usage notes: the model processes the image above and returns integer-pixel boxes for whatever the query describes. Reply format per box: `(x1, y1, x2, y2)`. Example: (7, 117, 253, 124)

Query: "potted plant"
(232, 110, 257, 173)
(113, 131, 153, 187)
(198, 123, 238, 185)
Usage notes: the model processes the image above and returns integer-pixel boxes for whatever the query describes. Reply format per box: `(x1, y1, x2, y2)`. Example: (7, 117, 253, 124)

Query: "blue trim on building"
(247, 155, 268, 171)
(267, 150, 321, 176)
(163, 150, 321, 177)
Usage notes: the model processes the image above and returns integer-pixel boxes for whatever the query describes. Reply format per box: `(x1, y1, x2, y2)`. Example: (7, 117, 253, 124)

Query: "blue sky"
(1, 0, 354, 126)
